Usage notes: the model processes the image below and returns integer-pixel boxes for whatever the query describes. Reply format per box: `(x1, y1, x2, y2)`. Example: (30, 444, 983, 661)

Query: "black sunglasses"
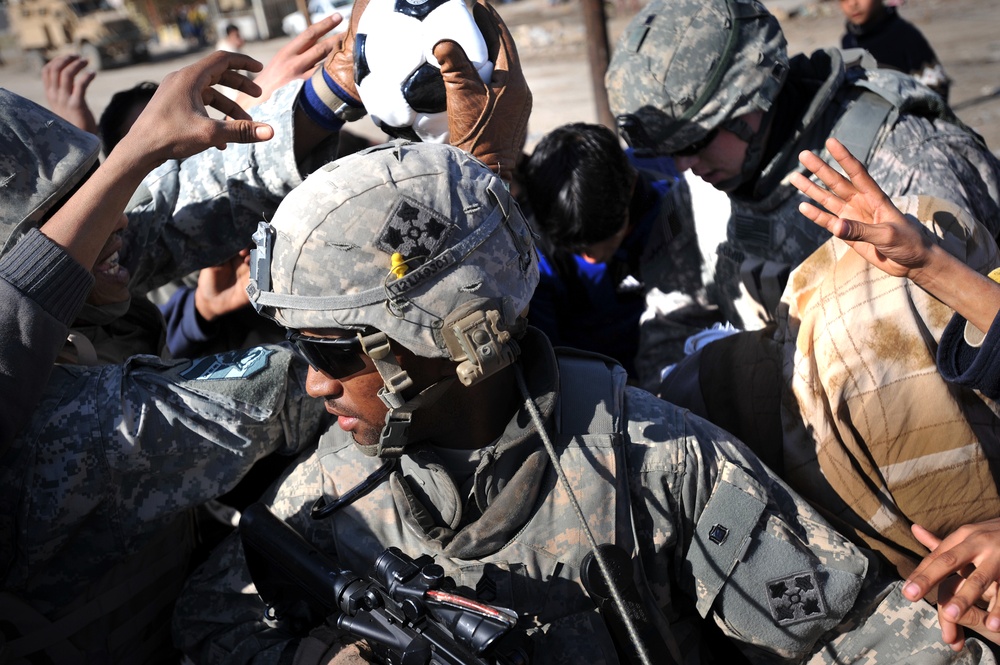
(286, 330, 368, 379)
(671, 128, 719, 157)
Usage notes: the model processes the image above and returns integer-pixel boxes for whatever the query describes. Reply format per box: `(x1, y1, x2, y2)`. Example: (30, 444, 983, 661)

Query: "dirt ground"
(2, 0, 998, 153)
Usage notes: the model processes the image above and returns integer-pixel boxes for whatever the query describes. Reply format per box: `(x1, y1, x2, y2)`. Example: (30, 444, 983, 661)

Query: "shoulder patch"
(180, 346, 275, 380)
(765, 571, 827, 626)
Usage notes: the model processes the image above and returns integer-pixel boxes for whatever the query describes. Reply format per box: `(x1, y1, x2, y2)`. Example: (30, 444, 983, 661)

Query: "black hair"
(225, 23, 240, 36)
(523, 122, 636, 250)
(97, 81, 159, 155)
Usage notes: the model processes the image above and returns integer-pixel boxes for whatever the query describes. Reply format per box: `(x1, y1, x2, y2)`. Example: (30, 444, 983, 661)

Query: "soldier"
(173, 140, 994, 664)
(605, 0, 1000, 331)
(0, 51, 337, 661)
(606, 0, 1000, 593)
(0, 0, 529, 658)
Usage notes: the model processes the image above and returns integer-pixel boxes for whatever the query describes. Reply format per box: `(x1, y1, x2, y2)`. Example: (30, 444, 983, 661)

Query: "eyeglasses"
(286, 330, 368, 379)
(671, 128, 719, 157)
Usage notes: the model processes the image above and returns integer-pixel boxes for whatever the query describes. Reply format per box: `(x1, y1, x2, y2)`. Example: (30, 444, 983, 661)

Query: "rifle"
(239, 502, 530, 665)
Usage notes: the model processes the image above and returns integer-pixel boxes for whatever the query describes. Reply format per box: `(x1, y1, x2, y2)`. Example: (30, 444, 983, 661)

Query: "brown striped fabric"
(779, 195, 1000, 581)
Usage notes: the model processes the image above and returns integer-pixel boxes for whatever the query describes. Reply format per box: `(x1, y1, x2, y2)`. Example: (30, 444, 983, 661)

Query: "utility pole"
(296, 0, 311, 28)
(578, 0, 615, 131)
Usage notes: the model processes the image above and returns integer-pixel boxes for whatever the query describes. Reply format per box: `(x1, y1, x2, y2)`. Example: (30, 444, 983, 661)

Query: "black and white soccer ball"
(354, 0, 492, 143)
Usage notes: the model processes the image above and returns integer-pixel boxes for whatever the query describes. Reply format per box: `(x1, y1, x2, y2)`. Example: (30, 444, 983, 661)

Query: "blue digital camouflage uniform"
(0, 80, 340, 660)
(0, 343, 329, 661)
(0, 230, 93, 447)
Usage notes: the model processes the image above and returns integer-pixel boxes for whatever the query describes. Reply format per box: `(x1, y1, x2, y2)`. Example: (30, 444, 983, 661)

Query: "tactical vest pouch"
(688, 460, 868, 660)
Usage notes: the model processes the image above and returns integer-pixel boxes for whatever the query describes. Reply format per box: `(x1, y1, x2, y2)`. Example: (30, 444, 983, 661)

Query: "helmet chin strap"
(355, 331, 456, 458)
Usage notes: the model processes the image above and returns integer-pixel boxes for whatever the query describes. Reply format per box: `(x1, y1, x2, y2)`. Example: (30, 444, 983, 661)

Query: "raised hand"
(235, 15, 342, 111)
(118, 50, 274, 166)
(195, 249, 253, 321)
(904, 520, 1000, 650)
(301, 0, 372, 130)
(791, 137, 1000, 335)
(433, 0, 532, 183)
(41, 51, 274, 270)
(41, 55, 98, 135)
(790, 137, 937, 280)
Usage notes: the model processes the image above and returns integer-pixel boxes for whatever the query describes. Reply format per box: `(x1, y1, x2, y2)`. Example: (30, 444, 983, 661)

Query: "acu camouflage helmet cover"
(0, 88, 101, 255)
(248, 140, 538, 362)
(606, 0, 788, 155)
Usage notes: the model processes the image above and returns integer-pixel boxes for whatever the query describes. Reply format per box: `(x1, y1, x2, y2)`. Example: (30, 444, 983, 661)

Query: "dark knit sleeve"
(937, 310, 1000, 400)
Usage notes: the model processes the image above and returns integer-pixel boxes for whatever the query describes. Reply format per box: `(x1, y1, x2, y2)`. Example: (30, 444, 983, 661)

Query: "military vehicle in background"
(7, 0, 149, 70)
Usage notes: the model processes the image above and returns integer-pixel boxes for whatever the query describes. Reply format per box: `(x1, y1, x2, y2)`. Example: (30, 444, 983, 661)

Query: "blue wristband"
(299, 68, 365, 131)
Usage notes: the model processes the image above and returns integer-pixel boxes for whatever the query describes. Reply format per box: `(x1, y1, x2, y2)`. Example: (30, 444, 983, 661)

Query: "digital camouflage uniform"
(122, 80, 332, 299)
(0, 88, 98, 446)
(0, 82, 337, 661)
(172, 142, 993, 664)
(55, 81, 338, 367)
(714, 48, 1000, 329)
(174, 329, 995, 665)
(606, 0, 1000, 330)
(609, 0, 1000, 594)
(0, 229, 93, 446)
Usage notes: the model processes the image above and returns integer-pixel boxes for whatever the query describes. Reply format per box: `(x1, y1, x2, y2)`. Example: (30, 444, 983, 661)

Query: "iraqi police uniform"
(0, 81, 339, 661)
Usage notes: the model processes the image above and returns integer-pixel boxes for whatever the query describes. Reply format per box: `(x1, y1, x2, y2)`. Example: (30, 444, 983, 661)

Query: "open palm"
(790, 137, 936, 279)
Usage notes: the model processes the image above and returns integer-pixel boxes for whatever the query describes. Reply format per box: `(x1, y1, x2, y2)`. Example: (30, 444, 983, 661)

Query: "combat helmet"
(0, 89, 101, 255)
(606, 0, 787, 159)
(248, 140, 538, 456)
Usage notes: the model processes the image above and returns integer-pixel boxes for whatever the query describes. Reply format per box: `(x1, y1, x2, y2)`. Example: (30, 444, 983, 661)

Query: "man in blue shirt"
(522, 122, 720, 389)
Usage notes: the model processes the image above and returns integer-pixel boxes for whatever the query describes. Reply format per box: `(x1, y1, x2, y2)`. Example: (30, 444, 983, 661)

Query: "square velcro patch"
(765, 571, 828, 626)
(376, 195, 455, 262)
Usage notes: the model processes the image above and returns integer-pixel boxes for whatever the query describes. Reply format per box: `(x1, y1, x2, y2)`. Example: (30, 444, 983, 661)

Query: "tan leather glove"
(304, 0, 371, 125)
(433, 0, 532, 184)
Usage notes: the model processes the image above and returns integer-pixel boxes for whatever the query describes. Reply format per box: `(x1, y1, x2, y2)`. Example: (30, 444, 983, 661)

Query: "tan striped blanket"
(778, 195, 1000, 580)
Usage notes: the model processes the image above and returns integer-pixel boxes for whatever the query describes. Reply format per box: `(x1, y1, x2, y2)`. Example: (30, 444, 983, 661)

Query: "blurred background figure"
(217, 23, 247, 53)
(839, 0, 951, 101)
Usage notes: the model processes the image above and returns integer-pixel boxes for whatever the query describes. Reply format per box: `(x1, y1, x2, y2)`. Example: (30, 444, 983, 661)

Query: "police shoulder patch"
(376, 195, 455, 262)
(180, 346, 275, 380)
